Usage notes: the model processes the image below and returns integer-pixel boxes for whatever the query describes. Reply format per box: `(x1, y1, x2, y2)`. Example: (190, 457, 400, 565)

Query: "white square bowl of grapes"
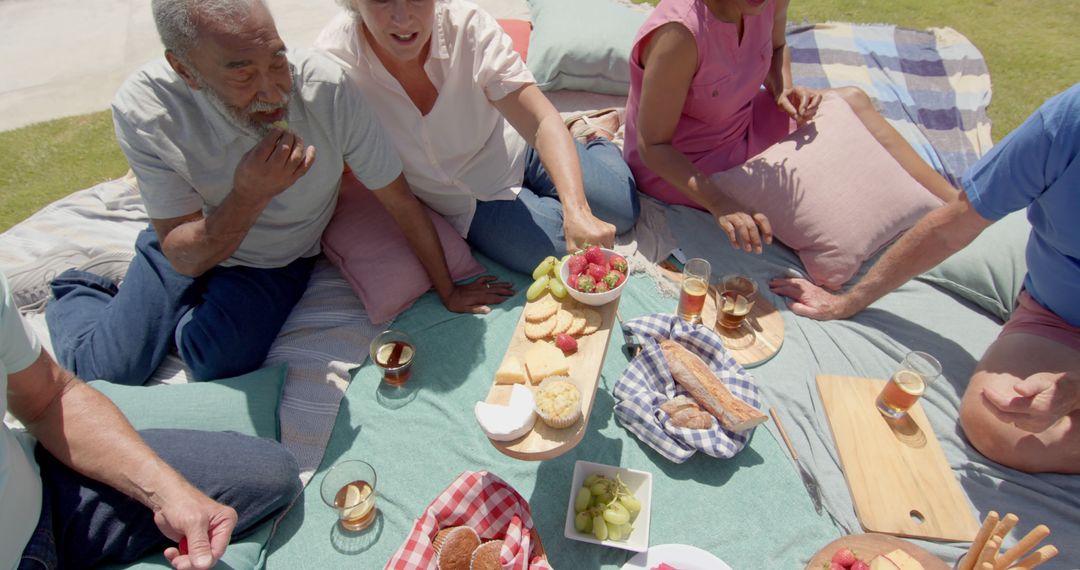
(564, 460, 652, 552)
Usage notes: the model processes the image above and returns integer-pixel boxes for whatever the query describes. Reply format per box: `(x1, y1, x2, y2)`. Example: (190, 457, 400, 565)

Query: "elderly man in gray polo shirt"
(43, 0, 510, 386)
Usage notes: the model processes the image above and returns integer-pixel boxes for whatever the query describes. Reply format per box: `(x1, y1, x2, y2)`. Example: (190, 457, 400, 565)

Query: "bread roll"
(671, 407, 714, 429)
(660, 340, 767, 432)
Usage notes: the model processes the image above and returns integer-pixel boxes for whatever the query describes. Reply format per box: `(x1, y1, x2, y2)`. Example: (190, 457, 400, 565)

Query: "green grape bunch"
(572, 473, 642, 542)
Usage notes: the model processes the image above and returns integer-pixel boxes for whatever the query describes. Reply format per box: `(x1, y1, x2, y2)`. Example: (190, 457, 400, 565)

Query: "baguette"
(660, 340, 768, 432)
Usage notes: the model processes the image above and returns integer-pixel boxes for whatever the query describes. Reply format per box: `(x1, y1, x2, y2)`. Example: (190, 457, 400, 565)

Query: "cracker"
(524, 293, 559, 323)
(551, 309, 573, 336)
(524, 316, 557, 340)
(581, 308, 603, 335)
(567, 309, 586, 336)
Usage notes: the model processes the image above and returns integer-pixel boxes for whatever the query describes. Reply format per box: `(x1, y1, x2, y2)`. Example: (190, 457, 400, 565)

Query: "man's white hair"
(152, 0, 265, 58)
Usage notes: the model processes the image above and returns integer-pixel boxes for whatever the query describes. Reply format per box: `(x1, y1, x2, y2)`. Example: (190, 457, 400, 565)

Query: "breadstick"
(960, 511, 999, 570)
(974, 536, 1000, 569)
(995, 525, 1050, 569)
(1013, 544, 1058, 569)
(990, 512, 1019, 543)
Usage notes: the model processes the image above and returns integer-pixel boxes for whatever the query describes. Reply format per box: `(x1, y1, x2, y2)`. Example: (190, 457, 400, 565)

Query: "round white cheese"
(474, 384, 537, 441)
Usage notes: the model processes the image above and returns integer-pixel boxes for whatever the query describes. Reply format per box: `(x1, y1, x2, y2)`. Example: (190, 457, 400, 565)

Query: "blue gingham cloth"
(613, 313, 763, 463)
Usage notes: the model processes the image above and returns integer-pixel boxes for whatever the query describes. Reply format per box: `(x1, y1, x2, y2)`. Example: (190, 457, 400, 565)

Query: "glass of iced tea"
(320, 460, 378, 532)
(677, 258, 711, 324)
(717, 274, 758, 333)
(370, 330, 415, 387)
(876, 351, 942, 419)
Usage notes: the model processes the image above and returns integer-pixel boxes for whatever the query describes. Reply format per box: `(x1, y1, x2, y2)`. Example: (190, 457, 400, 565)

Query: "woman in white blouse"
(316, 0, 640, 274)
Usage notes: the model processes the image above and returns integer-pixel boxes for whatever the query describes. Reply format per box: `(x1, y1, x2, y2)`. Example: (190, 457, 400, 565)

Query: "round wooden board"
(804, 533, 951, 570)
(701, 286, 785, 368)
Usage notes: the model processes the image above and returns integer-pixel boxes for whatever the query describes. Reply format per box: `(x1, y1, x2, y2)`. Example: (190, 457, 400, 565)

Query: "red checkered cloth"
(386, 471, 552, 570)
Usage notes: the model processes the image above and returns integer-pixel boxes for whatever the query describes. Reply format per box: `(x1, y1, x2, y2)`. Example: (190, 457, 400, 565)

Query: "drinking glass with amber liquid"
(717, 275, 757, 331)
(677, 258, 711, 324)
(876, 351, 941, 419)
(370, 330, 415, 386)
(321, 460, 378, 532)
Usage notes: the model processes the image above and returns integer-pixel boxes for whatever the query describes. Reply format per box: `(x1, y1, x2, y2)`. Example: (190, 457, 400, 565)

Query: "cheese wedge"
(474, 384, 536, 441)
(524, 342, 569, 384)
(869, 549, 923, 570)
(495, 356, 528, 385)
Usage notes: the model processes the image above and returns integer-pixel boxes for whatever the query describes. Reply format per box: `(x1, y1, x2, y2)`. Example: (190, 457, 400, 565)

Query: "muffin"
(434, 526, 481, 570)
(469, 540, 503, 570)
(534, 376, 582, 429)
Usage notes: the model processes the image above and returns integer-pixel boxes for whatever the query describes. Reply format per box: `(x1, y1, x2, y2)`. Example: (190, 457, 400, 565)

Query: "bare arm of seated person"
(491, 84, 615, 252)
(769, 192, 993, 320)
(370, 174, 513, 314)
(154, 129, 316, 277)
(8, 350, 237, 570)
(635, 23, 772, 254)
(762, 0, 822, 124)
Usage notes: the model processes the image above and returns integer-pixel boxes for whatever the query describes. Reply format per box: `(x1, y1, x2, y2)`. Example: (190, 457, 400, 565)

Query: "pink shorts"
(999, 290, 1080, 353)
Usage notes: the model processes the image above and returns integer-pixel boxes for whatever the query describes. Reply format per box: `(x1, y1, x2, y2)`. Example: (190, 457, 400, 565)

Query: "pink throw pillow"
(709, 94, 944, 289)
(497, 19, 531, 62)
(322, 174, 486, 324)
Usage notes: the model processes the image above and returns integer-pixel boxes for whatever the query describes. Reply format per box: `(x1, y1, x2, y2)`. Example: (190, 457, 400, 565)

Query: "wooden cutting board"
(816, 375, 979, 541)
(805, 533, 950, 570)
(656, 266, 785, 368)
(483, 295, 618, 461)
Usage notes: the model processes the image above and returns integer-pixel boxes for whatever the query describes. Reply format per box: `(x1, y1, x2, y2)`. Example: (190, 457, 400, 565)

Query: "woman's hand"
(775, 86, 823, 124)
(563, 208, 616, 253)
(715, 211, 771, 254)
(441, 275, 514, 315)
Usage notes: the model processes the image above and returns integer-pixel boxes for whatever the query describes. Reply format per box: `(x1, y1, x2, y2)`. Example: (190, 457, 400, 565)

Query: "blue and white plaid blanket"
(613, 313, 763, 463)
(788, 23, 993, 187)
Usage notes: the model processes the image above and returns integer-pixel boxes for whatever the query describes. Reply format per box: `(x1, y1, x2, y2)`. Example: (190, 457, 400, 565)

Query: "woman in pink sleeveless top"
(624, 0, 956, 253)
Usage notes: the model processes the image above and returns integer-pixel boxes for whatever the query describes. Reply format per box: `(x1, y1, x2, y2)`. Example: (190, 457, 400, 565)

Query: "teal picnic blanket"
(265, 259, 839, 568)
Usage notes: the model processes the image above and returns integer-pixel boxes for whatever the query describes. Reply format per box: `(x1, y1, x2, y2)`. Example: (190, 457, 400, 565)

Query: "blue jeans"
(18, 429, 300, 570)
(46, 228, 315, 385)
(468, 138, 640, 274)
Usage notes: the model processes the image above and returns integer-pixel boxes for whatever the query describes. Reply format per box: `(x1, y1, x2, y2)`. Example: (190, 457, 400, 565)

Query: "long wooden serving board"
(817, 375, 979, 541)
(483, 296, 619, 461)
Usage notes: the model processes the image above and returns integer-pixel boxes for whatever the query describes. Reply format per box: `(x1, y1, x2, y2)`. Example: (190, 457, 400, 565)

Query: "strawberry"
(587, 263, 608, 283)
(576, 275, 596, 293)
(831, 548, 857, 568)
(614, 270, 626, 287)
(602, 271, 621, 288)
(567, 254, 588, 276)
(608, 253, 628, 273)
(850, 561, 869, 570)
(555, 333, 577, 354)
(595, 282, 610, 293)
(584, 245, 605, 266)
(828, 564, 845, 570)
(567, 274, 579, 290)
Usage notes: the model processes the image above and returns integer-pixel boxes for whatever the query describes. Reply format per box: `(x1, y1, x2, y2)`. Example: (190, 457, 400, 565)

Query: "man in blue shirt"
(770, 83, 1080, 474)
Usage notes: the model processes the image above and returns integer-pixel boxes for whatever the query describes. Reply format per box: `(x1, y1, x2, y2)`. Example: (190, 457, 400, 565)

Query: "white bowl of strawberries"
(560, 246, 628, 307)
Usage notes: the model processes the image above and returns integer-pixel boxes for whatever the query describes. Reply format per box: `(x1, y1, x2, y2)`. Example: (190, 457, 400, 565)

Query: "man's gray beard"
(191, 65, 294, 137)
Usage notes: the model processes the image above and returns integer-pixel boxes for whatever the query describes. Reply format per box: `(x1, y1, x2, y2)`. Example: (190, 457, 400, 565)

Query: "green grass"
(0, 110, 128, 231)
(2, 0, 1078, 232)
